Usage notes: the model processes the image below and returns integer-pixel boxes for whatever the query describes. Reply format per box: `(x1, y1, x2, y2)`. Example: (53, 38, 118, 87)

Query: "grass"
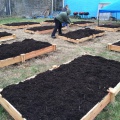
(0, 16, 49, 24)
(96, 94, 120, 120)
(0, 17, 120, 120)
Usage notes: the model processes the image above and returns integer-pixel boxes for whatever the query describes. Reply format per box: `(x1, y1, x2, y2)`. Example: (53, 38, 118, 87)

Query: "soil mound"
(62, 28, 104, 39)
(0, 39, 51, 60)
(0, 31, 12, 37)
(27, 26, 54, 31)
(4, 22, 40, 26)
(1, 55, 120, 120)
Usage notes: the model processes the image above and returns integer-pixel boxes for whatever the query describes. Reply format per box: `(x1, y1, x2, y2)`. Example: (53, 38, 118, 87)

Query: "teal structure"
(64, 0, 120, 19)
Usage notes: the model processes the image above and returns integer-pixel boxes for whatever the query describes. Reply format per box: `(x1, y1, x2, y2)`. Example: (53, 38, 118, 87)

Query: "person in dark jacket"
(62, 5, 68, 12)
(62, 5, 69, 27)
(51, 9, 71, 38)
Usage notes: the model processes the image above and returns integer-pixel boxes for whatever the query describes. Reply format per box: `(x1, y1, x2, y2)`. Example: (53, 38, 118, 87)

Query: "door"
(97, 3, 111, 20)
(53, 0, 63, 11)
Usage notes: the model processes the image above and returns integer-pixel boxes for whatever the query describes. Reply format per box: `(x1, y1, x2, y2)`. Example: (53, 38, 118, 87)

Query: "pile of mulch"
(72, 21, 94, 24)
(62, 28, 104, 39)
(1, 55, 120, 120)
(113, 41, 120, 46)
(0, 39, 52, 60)
(44, 20, 54, 23)
(27, 26, 54, 32)
(4, 22, 40, 26)
(99, 24, 120, 28)
(0, 31, 12, 37)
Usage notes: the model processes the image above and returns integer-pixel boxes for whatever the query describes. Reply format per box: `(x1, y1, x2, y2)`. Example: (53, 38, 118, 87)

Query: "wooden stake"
(107, 43, 112, 50)
(21, 54, 25, 63)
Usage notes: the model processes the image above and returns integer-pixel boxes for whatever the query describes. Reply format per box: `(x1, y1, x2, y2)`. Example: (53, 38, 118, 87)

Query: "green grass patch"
(96, 93, 120, 120)
(0, 17, 51, 24)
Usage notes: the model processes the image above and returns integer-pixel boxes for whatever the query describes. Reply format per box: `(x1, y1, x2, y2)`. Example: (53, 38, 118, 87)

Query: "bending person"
(51, 9, 71, 38)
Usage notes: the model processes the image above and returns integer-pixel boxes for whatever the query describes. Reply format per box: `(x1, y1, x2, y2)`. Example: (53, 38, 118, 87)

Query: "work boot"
(58, 33, 63, 36)
(51, 35, 56, 38)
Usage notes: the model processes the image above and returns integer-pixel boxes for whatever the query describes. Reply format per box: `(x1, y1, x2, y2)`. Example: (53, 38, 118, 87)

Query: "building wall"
(65, 0, 99, 18)
(12, 0, 52, 17)
(0, 0, 119, 18)
(65, 0, 119, 18)
(0, 0, 7, 16)
(0, 0, 52, 17)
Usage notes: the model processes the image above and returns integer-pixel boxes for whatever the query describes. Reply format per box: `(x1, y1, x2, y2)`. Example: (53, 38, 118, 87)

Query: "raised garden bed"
(44, 20, 54, 23)
(108, 41, 120, 52)
(0, 31, 16, 42)
(0, 39, 56, 67)
(0, 55, 120, 120)
(58, 28, 105, 43)
(0, 22, 41, 30)
(96, 24, 120, 32)
(70, 21, 94, 27)
(41, 20, 54, 25)
(25, 26, 54, 34)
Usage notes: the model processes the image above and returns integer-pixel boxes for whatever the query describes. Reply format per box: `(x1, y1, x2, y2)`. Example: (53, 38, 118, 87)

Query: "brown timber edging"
(0, 34, 16, 42)
(107, 43, 120, 52)
(81, 82, 120, 120)
(70, 23, 94, 27)
(24, 29, 53, 34)
(1, 24, 41, 30)
(0, 45, 56, 68)
(96, 26, 120, 32)
(57, 32, 105, 43)
(0, 80, 120, 120)
(41, 22, 54, 26)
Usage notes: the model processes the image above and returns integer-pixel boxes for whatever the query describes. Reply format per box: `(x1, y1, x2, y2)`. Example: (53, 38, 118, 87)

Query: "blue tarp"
(99, 0, 120, 13)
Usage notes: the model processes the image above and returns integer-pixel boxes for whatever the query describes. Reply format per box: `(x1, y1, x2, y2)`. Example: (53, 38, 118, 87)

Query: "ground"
(0, 20, 120, 120)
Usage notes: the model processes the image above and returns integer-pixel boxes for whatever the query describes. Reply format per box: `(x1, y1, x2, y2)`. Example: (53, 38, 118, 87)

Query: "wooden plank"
(25, 45, 56, 60)
(71, 23, 88, 27)
(26, 24, 41, 28)
(24, 29, 53, 34)
(24, 29, 35, 34)
(57, 35, 93, 43)
(0, 56, 23, 68)
(1, 23, 41, 30)
(93, 32, 105, 38)
(41, 22, 54, 26)
(108, 82, 120, 96)
(0, 94, 26, 120)
(70, 23, 94, 27)
(0, 45, 56, 68)
(1, 25, 24, 29)
(0, 34, 16, 42)
(96, 26, 119, 32)
(81, 82, 120, 120)
(81, 93, 111, 120)
(107, 43, 120, 52)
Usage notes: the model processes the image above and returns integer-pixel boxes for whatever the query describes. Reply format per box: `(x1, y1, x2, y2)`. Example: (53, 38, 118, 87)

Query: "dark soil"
(72, 21, 94, 24)
(62, 28, 104, 39)
(1, 55, 120, 120)
(44, 20, 54, 23)
(4, 22, 40, 26)
(99, 24, 120, 28)
(0, 31, 12, 37)
(113, 41, 120, 46)
(0, 39, 52, 60)
(27, 26, 54, 32)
